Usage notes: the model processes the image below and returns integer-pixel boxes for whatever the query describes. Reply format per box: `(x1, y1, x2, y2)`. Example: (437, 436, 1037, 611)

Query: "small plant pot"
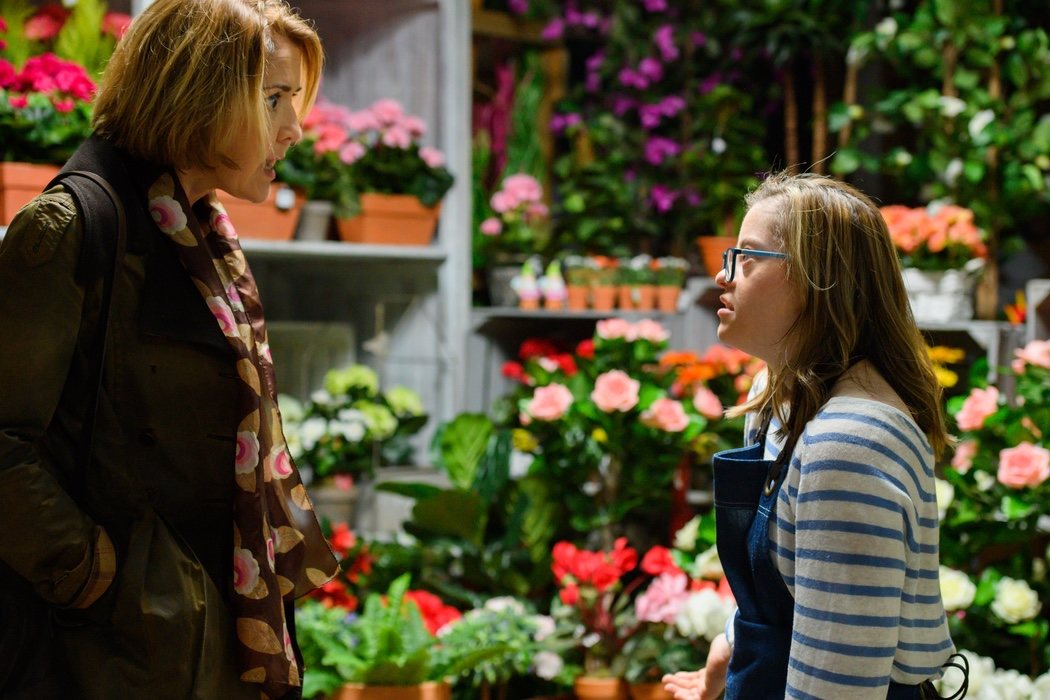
(574, 676, 627, 700)
(333, 681, 452, 700)
(617, 285, 635, 311)
(656, 285, 681, 313)
(567, 285, 589, 310)
(591, 285, 616, 311)
(628, 682, 674, 700)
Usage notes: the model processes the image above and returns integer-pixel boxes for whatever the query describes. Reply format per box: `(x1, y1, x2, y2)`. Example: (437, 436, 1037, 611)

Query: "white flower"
(675, 589, 734, 642)
(934, 478, 955, 521)
(509, 449, 533, 479)
(875, 16, 897, 37)
(969, 109, 996, 141)
(329, 418, 366, 443)
(533, 650, 563, 680)
(893, 149, 913, 167)
(673, 516, 700, 551)
(991, 577, 1041, 624)
(277, 394, 305, 423)
(938, 96, 967, 118)
(689, 545, 724, 581)
(484, 596, 525, 615)
(1032, 670, 1050, 698)
(937, 650, 994, 697)
(939, 566, 976, 611)
(298, 417, 328, 451)
(310, 389, 336, 407)
(975, 470, 996, 492)
(581, 631, 601, 648)
(943, 158, 964, 186)
(711, 137, 727, 154)
(532, 614, 556, 642)
(981, 668, 1034, 699)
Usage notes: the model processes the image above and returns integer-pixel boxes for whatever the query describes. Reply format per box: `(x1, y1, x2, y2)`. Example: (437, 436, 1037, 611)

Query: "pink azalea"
(480, 217, 502, 236)
(635, 572, 689, 623)
(527, 383, 574, 421)
(692, 387, 724, 420)
(654, 25, 679, 62)
(8, 94, 28, 109)
(592, 371, 641, 412)
(955, 386, 1000, 431)
(400, 115, 427, 137)
(541, 18, 565, 41)
(997, 442, 1050, 489)
(641, 397, 689, 432)
(502, 174, 543, 203)
(345, 108, 379, 133)
(24, 13, 64, 42)
(313, 123, 348, 154)
(52, 97, 74, 113)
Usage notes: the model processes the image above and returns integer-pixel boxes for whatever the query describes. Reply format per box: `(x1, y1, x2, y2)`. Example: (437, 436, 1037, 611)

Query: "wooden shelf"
(241, 238, 447, 264)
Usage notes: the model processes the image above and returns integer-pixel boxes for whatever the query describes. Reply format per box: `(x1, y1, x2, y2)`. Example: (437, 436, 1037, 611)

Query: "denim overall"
(713, 440, 927, 699)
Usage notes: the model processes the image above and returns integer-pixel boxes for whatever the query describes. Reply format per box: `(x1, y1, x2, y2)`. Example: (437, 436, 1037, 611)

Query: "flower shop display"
(279, 364, 427, 524)
(880, 203, 988, 323)
(616, 255, 656, 312)
(937, 339, 1050, 682)
(480, 172, 551, 305)
(275, 97, 454, 246)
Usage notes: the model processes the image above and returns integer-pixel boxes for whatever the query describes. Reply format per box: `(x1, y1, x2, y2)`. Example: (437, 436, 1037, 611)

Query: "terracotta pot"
(696, 235, 736, 278)
(617, 285, 635, 311)
(337, 193, 441, 246)
(0, 161, 61, 226)
(306, 481, 360, 527)
(567, 285, 589, 310)
(591, 285, 616, 311)
(333, 681, 451, 700)
(216, 184, 302, 240)
(628, 682, 673, 700)
(574, 676, 627, 700)
(520, 297, 540, 310)
(656, 285, 681, 313)
(544, 297, 565, 311)
(634, 285, 656, 311)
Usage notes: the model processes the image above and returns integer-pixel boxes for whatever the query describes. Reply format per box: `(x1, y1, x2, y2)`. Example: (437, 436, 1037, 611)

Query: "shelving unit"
(1025, 278, 1050, 343)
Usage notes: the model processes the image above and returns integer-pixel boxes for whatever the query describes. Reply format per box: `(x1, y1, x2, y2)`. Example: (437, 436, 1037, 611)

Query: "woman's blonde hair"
(732, 172, 950, 458)
(92, 0, 323, 173)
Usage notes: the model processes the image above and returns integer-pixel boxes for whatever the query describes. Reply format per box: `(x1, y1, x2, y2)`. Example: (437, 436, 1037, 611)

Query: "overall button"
(138, 428, 157, 446)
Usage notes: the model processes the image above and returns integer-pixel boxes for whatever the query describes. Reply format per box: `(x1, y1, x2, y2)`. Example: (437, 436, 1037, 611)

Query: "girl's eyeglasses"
(721, 247, 789, 282)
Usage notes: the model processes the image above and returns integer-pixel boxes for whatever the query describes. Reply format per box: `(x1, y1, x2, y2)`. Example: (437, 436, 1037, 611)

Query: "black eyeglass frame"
(721, 247, 789, 282)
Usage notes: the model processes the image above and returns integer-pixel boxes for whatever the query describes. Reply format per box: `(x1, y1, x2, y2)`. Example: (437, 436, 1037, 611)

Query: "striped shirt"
(748, 397, 955, 699)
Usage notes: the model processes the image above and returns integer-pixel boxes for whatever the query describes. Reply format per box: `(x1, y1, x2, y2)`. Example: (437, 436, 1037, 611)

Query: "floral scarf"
(146, 172, 337, 699)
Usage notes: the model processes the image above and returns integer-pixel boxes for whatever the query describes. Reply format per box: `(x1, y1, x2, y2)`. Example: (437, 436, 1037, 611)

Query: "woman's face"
(715, 200, 804, 369)
(206, 34, 304, 203)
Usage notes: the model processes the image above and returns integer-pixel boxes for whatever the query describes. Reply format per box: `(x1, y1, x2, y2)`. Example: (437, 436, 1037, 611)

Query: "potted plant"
(880, 203, 988, 323)
(280, 364, 428, 525)
(0, 0, 129, 224)
(562, 254, 592, 310)
(296, 573, 508, 700)
(652, 257, 688, 313)
(478, 172, 551, 306)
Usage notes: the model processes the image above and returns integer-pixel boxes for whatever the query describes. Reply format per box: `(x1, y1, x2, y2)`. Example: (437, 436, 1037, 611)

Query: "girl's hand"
(662, 632, 731, 700)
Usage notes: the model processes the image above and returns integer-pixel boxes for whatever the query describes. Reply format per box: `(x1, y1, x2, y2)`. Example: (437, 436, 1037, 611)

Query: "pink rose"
(692, 387, 724, 419)
(235, 431, 260, 474)
(641, 397, 689, 432)
(997, 442, 1050, 489)
(527, 383, 574, 421)
(232, 547, 260, 595)
(955, 386, 1000, 431)
(951, 440, 977, 474)
(596, 318, 633, 340)
(635, 572, 689, 623)
(591, 370, 640, 412)
(1012, 340, 1050, 373)
(480, 217, 502, 236)
(629, 319, 669, 343)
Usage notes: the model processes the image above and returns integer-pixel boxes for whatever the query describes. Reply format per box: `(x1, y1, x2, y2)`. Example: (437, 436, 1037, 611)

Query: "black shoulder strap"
(48, 170, 128, 479)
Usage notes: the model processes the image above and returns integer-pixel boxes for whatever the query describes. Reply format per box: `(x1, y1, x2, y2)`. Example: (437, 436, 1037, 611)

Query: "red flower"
(555, 353, 578, 376)
(575, 338, 595, 359)
(312, 578, 358, 611)
(609, 537, 638, 575)
(101, 12, 132, 39)
(404, 589, 461, 635)
(520, 337, 560, 360)
(552, 540, 578, 582)
(501, 360, 528, 383)
(24, 5, 68, 42)
(560, 582, 580, 605)
(640, 545, 682, 576)
(329, 522, 356, 558)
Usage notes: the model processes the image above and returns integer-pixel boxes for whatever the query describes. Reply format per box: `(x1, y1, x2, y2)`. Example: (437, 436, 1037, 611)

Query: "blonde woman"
(665, 173, 966, 699)
(0, 1, 335, 698)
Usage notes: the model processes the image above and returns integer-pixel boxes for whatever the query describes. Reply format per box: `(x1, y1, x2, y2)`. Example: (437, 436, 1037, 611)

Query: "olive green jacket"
(0, 176, 259, 699)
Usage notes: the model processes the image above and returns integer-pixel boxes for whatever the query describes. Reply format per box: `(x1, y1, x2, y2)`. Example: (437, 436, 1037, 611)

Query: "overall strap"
(48, 170, 128, 486)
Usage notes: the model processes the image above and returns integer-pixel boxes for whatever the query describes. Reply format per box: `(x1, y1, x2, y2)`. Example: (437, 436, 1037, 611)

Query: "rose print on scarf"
(147, 173, 196, 246)
(267, 445, 294, 480)
(207, 296, 239, 338)
(233, 547, 261, 595)
(211, 207, 238, 240)
(226, 282, 245, 312)
(236, 430, 261, 474)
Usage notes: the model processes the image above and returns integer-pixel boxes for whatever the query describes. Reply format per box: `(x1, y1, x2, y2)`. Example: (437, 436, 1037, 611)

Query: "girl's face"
(714, 200, 804, 370)
(192, 34, 304, 204)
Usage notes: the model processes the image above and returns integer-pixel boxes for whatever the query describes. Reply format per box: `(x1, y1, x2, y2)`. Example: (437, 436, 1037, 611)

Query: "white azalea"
(939, 566, 976, 611)
(991, 577, 1042, 624)
(980, 668, 1034, 700)
(675, 589, 734, 642)
(875, 16, 897, 37)
(329, 417, 366, 443)
(533, 650, 563, 680)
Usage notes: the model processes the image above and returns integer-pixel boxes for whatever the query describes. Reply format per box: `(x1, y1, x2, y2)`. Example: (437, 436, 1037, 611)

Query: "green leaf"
(830, 149, 861, 174)
(1000, 494, 1036, 520)
(412, 489, 485, 544)
(436, 413, 493, 489)
(375, 481, 443, 501)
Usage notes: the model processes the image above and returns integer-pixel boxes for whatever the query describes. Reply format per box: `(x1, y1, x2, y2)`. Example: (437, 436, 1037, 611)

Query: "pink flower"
(371, 98, 405, 126)
(629, 319, 669, 342)
(339, 141, 366, 164)
(8, 94, 27, 109)
(206, 297, 238, 338)
(51, 96, 74, 113)
(635, 572, 689, 623)
(313, 123, 347, 154)
(233, 547, 261, 595)
(400, 115, 427, 137)
(346, 109, 379, 133)
(955, 386, 1000, 431)
(212, 211, 237, 240)
(235, 431, 260, 474)
(641, 397, 689, 432)
(381, 126, 412, 149)
(527, 383, 574, 421)
(480, 217, 502, 236)
(419, 146, 445, 168)
(101, 12, 132, 39)
(997, 442, 1050, 489)
(502, 174, 543, 203)
(490, 191, 516, 213)
(591, 370, 640, 412)
(596, 318, 633, 340)
(692, 387, 724, 420)
(951, 440, 977, 474)
(148, 195, 187, 234)
(24, 13, 64, 41)
(267, 534, 277, 571)
(1012, 340, 1050, 373)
